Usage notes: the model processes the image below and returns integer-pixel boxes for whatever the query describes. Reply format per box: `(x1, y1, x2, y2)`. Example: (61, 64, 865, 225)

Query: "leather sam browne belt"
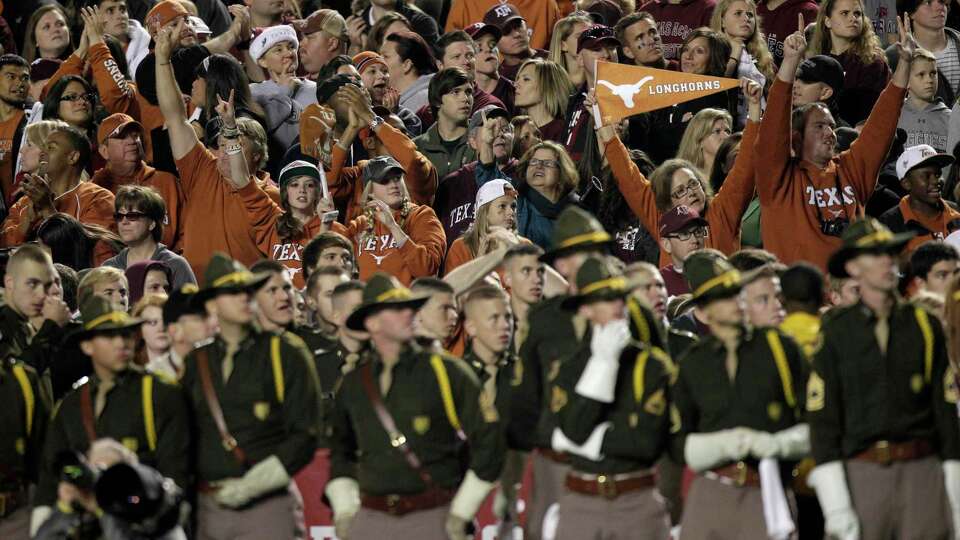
(705, 461, 761, 487)
(565, 471, 656, 499)
(538, 448, 570, 464)
(361, 487, 456, 516)
(854, 439, 933, 465)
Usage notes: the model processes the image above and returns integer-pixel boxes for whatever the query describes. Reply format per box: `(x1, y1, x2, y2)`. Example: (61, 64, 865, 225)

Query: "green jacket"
(810, 301, 960, 462)
(181, 330, 322, 482)
(37, 368, 189, 505)
(0, 305, 62, 379)
(328, 343, 505, 495)
(0, 361, 48, 490)
(672, 327, 808, 464)
(413, 123, 476, 182)
(554, 340, 676, 475)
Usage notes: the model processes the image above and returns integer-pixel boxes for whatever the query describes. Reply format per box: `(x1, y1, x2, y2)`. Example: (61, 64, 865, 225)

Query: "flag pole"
(592, 58, 603, 129)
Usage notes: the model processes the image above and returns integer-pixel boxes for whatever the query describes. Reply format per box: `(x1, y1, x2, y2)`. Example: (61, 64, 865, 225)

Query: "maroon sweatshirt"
(416, 86, 506, 129)
(758, 0, 819, 65)
(638, 0, 717, 60)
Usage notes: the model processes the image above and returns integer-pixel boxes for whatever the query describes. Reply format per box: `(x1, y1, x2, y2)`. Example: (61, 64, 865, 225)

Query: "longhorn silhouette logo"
(597, 76, 655, 108)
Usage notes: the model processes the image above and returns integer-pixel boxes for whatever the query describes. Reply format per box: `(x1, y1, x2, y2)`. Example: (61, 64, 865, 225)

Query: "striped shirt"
(935, 38, 960, 97)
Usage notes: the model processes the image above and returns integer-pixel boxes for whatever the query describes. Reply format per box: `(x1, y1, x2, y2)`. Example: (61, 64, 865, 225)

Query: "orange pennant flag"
(595, 61, 740, 125)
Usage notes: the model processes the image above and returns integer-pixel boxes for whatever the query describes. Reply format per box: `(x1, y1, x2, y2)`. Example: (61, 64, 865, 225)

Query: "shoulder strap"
(11, 365, 34, 436)
(633, 350, 650, 403)
(428, 354, 462, 432)
(765, 330, 796, 409)
(196, 348, 248, 467)
(142, 376, 157, 452)
(79, 384, 97, 443)
(914, 307, 934, 384)
(359, 362, 434, 487)
(628, 299, 651, 345)
(271, 335, 284, 403)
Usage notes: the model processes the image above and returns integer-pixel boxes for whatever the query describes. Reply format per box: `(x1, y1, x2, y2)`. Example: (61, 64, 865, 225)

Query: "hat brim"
(561, 287, 628, 311)
(345, 295, 429, 332)
(902, 154, 955, 180)
(826, 232, 915, 278)
(578, 37, 621, 53)
(366, 165, 406, 184)
(196, 272, 272, 303)
(470, 24, 503, 42)
(67, 318, 144, 345)
(540, 238, 613, 264)
(660, 217, 709, 239)
(687, 267, 768, 307)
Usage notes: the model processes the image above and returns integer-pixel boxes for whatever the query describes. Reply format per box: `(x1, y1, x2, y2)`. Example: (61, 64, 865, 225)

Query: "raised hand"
(782, 15, 807, 63)
(214, 89, 237, 127)
(479, 109, 499, 145)
(80, 6, 105, 45)
(895, 14, 918, 61)
(367, 199, 399, 230)
(346, 15, 368, 49)
(155, 25, 176, 63)
(741, 77, 763, 121)
(382, 87, 400, 112)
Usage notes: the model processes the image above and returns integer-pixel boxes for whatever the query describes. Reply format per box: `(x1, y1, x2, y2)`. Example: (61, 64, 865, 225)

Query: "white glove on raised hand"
(576, 319, 630, 403)
(943, 460, 960, 540)
(325, 477, 360, 540)
(684, 428, 754, 472)
(551, 422, 612, 461)
(215, 455, 291, 508)
(750, 424, 811, 460)
(808, 461, 860, 540)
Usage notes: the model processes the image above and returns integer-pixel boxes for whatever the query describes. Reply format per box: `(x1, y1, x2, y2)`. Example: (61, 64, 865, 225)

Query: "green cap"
(345, 273, 429, 331)
(197, 252, 270, 302)
(827, 218, 915, 278)
(562, 256, 629, 310)
(684, 249, 745, 306)
(278, 160, 322, 189)
(68, 296, 142, 343)
(540, 207, 612, 263)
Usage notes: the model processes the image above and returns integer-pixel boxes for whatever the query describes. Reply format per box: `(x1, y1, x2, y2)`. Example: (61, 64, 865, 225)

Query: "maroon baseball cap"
(483, 3, 524, 33)
(577, 24, 621, 53)
(585, 0, 624, 26)
(659, 205, 708, 237)
(464, 21, 503, 42)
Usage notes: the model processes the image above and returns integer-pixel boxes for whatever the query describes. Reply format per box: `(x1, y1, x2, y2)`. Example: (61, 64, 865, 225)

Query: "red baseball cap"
(659, 205, 708, 237)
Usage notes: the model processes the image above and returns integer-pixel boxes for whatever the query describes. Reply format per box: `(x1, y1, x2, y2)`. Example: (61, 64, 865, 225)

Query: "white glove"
(684, 428, 753, 472)
(215, 455, 291, 508)
(551, 422, 612, 461)
(445, 513, 469, 540)
(576, 319, 630, 403)
(750, 424, 811, 460)
(450, 470, 496, 521)
(325, 477, 360, 539)
(943, 460, 960, 539)
(807, 461, 860, 540)
(30, 505, 53, 536)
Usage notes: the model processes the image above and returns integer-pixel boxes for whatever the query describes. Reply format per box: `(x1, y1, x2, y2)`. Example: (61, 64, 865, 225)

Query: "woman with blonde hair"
(710, 0, 775, 125)
(548, 12, 595, 88)
(676, 108, 734, 176)
(513, 58, 575, 143)
(444, 179, 521, 274)
(807, 0, 890, 125)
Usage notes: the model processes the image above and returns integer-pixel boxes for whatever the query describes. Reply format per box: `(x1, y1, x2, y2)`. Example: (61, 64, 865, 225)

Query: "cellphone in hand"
(322, 210, 339, 224)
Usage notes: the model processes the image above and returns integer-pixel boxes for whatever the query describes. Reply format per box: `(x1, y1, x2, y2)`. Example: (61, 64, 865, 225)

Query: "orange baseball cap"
(146, 0, 189, 35)
(98, 113, 144, 146)
(352, 51, 387, 74)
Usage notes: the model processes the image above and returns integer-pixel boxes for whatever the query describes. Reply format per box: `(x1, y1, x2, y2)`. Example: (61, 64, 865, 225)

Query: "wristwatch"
(369, 116, 384, 130)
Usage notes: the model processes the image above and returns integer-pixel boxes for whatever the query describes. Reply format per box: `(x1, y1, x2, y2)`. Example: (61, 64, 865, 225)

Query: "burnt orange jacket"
(1, 181, 115, 246)
(327, 123, 438, 222)
(893, 196, 960, 254)
(755, 78, 906, 270)
(331, 204, 446, 285)
(606, 120, 760, 267)
(237, 180, 325, 289)
(91, 163, 183, 251)
(175, 143, 280, 279)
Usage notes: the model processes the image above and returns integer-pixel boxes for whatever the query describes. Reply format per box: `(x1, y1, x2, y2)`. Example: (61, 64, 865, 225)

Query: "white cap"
(896, 144, 954, 180)
(249, 25, 299, 62)
(475, 179, 517, 211)
(187, 16, 211, 36)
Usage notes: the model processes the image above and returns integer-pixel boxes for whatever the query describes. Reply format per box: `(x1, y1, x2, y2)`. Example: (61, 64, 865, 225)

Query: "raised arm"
(596, 124, 660, 240)
(155, 26, 200, 161)
(81, 7, 139, 117)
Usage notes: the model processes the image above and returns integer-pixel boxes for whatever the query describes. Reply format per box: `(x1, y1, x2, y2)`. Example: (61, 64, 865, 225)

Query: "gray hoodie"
(900, 98, 950, 152)
(399, 74, 434, 115)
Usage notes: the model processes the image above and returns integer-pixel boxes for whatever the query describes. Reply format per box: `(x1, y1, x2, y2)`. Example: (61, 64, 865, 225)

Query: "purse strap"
(196, 348, 248, 467)
(359, 362, 434, 488)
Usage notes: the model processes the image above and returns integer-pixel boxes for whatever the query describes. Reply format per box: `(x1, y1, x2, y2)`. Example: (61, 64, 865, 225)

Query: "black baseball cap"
(363, 155, 406, 184)
(796, 55, 845, 98)
(577, 24, 621, 53)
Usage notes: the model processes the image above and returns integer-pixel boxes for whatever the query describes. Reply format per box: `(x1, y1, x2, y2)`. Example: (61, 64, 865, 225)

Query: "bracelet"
(220, 125, 240, 139)
(158, 61, 170, 65)
(224, 143, 243, 155)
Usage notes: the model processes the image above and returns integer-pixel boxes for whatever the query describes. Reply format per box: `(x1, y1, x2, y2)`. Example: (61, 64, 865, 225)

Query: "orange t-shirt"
(0, 109, 24, 206)
(893, 196, 960, 254)
(0, 181, 116, 247)
(175, 143, 280, 279)
(91, 163, 183, 251)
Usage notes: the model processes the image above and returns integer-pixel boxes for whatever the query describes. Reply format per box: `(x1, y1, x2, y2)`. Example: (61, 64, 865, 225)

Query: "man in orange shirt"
(91, 113, 183, 251)
(879, 144, 960, 254)
(446, 0, 559, 57)
(0, 55, 28, 211)
(0, 126, 115, 247)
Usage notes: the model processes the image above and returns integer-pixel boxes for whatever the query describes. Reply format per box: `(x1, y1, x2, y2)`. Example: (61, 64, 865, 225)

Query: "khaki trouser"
(527, 450, 571, 540)
(679, 475, 774, 539)
(197, 483, 304, 540)
(0, 506, 30, 540)
(847, 456, 951, 540)
(556, 487, 670, 540)
(350, 504, 449, 539)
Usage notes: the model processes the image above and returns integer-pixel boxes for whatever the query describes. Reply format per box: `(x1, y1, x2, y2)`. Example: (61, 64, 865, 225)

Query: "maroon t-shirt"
(660, 264, 690, 296)
(758, 0, 819, 65)
(498, 49, 549, 81)
(638, 0, 717, 60)
(416, 87, 506, 130)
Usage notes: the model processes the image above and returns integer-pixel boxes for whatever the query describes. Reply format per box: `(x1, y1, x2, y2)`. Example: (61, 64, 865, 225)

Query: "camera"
(96, 462, 184, 538)
(820, 217, 849, 238)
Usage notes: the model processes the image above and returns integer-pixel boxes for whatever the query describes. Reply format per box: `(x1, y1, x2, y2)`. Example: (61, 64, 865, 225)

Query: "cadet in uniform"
(551, 257, 674, 539)
(33, 296, 190, 533)
(808, 219, 960, 539)
(325, 273, 505, 540)
(181, 253, 322, 540)
(671, 250, 810, 538)
(158, 284, 214, 380)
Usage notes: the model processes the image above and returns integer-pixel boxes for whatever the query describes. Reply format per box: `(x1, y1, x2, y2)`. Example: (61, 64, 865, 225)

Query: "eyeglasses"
(529, 158, 559, 169)
(670, 179, 702, 200)
(667, 227, 709, 242)
(60, 93, 94, 103)
(114, 211, 148, 222)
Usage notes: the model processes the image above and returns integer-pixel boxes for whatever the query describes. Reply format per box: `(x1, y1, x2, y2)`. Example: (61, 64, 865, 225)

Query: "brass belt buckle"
(875, 440, 891, 466)
(222, 436, 238, 452)
(386, 494, 401, 515)
(596, 474, 618, 499)
(735, 461, 748, 486)
(390, 432, 406, 448)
